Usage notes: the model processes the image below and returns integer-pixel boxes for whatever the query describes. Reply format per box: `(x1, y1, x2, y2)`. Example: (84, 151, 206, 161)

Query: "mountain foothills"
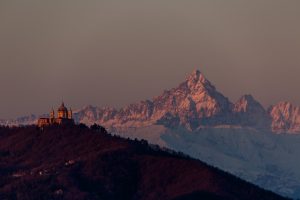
(0, 125, 288, 200)
(2, 70, 299, 134)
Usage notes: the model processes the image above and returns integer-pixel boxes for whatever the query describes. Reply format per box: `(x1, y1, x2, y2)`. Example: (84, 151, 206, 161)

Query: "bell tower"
(50, 108, 55, 123)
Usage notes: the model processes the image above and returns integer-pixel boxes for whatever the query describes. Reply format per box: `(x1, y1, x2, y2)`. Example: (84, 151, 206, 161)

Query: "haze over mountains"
(2, 70, 300, 134)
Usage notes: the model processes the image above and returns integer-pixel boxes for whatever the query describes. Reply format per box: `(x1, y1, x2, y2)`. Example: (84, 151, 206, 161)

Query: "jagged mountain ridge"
(60, 70, 234, 129)
(70, 70, 300, 133)
(1, 69, 300, 133)
(75, 70, 257, 129)
(233, 95, 271, 129)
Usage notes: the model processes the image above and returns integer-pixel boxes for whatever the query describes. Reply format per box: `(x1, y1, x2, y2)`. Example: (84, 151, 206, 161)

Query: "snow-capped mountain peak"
(233, 95, 270, 129)
(234, 94, 265, 113)
(149, 69, 233, 129)
(269, 101, 300, 133)
(186, 69, 216, 92)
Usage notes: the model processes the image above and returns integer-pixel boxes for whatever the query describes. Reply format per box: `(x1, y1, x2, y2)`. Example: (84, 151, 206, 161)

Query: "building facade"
(38, 102, 74, 127)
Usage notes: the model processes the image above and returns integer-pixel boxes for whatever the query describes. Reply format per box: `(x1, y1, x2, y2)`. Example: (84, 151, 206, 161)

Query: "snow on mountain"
(72, 70, 234, 129)
(0, 114, 38, 126)
(152, 69, 233, 129)
(70, 70, 300, 134)
(269, 102, 300, 133)
(44, 69, 232, 129)
(233, 94, 271, 129)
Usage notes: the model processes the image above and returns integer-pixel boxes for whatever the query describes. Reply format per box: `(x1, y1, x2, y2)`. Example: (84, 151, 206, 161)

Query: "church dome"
(58, 102, 68, 112)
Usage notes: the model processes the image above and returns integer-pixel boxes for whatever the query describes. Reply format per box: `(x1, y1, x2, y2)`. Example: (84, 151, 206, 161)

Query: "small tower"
(68, 108, 73, 119)
(50, 108, 55, 123)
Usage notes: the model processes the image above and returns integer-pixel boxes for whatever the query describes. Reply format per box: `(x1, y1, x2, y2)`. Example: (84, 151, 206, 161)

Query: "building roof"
(58, 102, 68, 112)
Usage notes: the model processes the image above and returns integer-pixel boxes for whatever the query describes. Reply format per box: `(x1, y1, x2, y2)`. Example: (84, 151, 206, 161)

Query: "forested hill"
(0, 125, 289, 200)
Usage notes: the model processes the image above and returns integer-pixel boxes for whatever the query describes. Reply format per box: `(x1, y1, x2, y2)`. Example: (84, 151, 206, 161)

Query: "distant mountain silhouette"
(0, 125, 289, 200)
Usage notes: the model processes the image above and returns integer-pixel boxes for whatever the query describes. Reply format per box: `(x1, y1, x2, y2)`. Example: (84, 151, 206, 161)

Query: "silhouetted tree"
(90, 123, 108, 134)
(78, 123, 88, 129)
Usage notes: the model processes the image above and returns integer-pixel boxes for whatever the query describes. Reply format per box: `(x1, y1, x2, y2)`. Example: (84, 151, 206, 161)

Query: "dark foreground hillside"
(0, 125, 288, 200)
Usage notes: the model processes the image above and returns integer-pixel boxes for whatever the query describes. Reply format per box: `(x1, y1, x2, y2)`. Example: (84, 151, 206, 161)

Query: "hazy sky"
(1, 0, 300, 118)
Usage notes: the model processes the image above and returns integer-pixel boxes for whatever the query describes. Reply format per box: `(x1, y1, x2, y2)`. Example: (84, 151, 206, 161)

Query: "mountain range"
(2, 70, 300, 134)
(69, 70, 300, 134)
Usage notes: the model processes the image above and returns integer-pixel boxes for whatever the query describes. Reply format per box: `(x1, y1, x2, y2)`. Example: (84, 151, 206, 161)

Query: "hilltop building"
(38, 102, 74, 127)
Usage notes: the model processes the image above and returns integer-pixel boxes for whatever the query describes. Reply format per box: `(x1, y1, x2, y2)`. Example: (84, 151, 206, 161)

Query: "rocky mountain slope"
(0, 125, 288, 200)
(233, 94, 271, 129)
(268, 102, 300, 133)
(74, 70, 234, 130)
